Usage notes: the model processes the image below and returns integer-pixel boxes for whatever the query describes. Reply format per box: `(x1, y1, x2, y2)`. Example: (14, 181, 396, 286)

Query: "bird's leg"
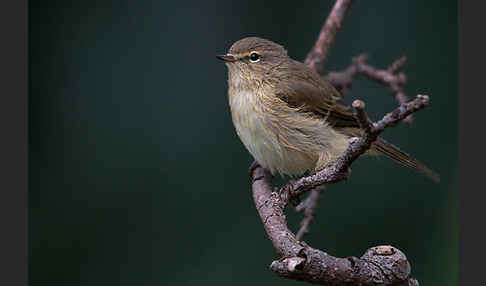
(278, 180, 302, 206)
(248, 160, 264, 183)
(285, 179, 302, 206)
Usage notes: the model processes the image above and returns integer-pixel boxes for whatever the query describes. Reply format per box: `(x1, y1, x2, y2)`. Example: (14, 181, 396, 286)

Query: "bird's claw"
(248, 160, 261, 179)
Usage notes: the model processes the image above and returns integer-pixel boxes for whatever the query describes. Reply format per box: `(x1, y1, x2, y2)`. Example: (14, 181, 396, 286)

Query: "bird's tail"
(371, 137, 440, 182)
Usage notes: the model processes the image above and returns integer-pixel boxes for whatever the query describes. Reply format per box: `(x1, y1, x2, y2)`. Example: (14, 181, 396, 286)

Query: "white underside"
(229, 88, 349, 177)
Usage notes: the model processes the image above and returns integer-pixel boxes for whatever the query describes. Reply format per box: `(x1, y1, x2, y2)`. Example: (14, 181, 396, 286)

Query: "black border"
(459, 1, 485, 285)
(0, 0, 28, 285)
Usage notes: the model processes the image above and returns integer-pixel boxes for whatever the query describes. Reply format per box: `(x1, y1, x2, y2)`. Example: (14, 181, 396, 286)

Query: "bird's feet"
(278, 180, 301, 205)
(248, 160, 266, 183)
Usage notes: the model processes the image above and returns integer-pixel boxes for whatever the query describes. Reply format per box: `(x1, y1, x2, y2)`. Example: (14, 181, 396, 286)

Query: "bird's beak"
(216, 54, 237, 62)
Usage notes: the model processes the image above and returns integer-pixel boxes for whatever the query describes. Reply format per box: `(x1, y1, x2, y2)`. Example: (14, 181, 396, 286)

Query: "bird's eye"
(249, 52, 260, 63)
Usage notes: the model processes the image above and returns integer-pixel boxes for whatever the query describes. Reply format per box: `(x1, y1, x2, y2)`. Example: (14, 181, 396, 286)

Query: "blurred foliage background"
(29, 1, 458, 285)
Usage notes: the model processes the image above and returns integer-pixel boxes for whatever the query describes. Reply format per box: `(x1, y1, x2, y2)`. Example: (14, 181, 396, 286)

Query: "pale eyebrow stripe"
(233, 52, 251, 58)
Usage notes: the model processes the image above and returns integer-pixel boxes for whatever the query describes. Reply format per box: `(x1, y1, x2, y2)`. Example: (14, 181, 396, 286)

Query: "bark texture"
(247, 0, 431, 285)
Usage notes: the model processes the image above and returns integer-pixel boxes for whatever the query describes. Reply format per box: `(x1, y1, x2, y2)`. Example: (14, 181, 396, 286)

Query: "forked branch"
(280, 94, 429, 201)
(249, 0, 426, 285)
(326, 54, 413, 123)
(251, 164, 418, 286)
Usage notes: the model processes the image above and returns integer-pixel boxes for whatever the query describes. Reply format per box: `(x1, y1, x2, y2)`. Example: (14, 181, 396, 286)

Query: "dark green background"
(29, 1, 458, 285)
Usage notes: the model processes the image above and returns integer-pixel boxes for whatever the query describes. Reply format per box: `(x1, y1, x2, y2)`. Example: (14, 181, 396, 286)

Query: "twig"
(352, 99, 373, 132)
(281, 94, 429, 201)
(250, 166, 418, 286)
(388, 56, 407, 73)
(250, 94, 429, 285)
(304, 0, 355, 73)
(247, 0, 428, 284)
(326, 54, 414, 124)
(295, 187, 324, 240)
(298, 0, 355, 242)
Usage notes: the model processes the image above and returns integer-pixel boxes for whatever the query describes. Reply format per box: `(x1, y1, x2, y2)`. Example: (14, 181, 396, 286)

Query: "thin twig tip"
(416, 94, 429, 100)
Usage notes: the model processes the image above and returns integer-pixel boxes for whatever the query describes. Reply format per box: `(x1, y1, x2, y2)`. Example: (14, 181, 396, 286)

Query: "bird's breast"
(228, 88, 317, 176)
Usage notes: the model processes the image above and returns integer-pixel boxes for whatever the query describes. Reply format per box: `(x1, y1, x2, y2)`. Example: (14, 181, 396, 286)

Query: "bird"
(217, 37, 439, 182)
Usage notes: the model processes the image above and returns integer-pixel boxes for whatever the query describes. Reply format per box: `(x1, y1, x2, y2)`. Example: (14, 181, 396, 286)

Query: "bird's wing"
(274, 60, 359, 129)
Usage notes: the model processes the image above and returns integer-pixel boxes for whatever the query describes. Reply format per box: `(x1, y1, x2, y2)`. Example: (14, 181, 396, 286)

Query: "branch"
(250, 166, 419, 286)
(295, 187, 324, 240)
(298, 0, 355, 244)
(249, 95, 428, 285)
(281, 95, 429, 201)
(326, 54, 413, 124)
(304, 0, 355, 73)
(247, 0, 429, 285)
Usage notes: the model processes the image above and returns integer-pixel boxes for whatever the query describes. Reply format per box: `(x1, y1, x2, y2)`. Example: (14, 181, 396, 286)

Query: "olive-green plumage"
(217, 37, 439, 182)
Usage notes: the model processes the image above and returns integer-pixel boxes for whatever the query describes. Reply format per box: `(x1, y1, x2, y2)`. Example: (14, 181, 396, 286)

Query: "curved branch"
(326, 54, 413, 123)
(247, 0, 428, 285)
(249, 95, 428, 285)
(281, 95, 429, 200)
(250, 166, 418, 286)
(295, 0, 356, 246)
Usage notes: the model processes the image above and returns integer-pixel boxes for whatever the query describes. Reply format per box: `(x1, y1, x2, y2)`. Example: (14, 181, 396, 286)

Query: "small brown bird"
(217, 37, 439, 182)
